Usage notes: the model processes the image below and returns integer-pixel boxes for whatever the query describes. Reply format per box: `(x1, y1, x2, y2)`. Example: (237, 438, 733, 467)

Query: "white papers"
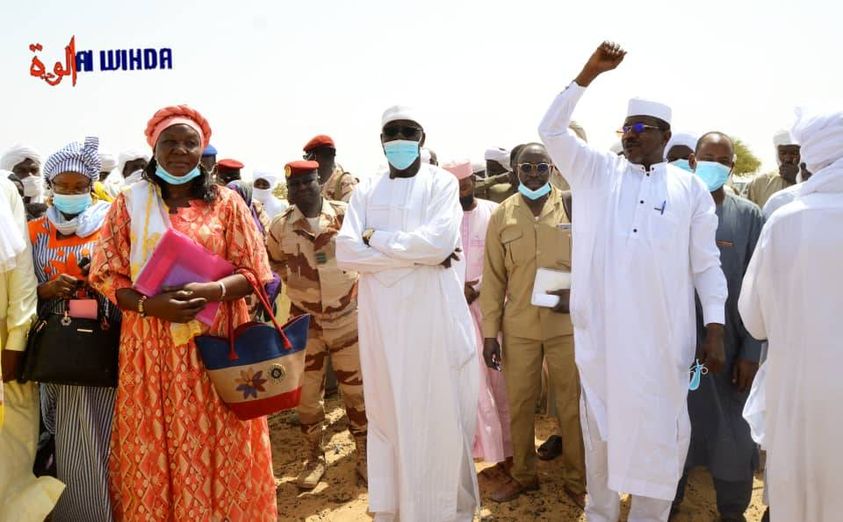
(531, 267, 571, 308)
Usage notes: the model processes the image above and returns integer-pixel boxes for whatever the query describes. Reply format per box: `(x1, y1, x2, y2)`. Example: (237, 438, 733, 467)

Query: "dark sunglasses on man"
(382, 125, 422, 139)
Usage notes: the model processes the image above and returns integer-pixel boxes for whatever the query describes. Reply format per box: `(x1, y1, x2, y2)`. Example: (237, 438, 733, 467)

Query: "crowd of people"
(0, 41, 841, 522)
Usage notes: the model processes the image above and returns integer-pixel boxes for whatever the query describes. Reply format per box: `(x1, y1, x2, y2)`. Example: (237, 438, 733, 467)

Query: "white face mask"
(21, 175, 44, 199)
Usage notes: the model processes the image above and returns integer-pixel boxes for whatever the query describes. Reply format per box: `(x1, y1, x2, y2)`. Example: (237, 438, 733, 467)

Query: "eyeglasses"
(618, 123, 663, 135)
(518, 162, 553, 175)
(382, 125, 422, 139)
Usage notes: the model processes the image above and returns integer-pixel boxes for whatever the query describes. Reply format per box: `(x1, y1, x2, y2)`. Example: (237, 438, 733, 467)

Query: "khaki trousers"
(502, 333, 585, 494)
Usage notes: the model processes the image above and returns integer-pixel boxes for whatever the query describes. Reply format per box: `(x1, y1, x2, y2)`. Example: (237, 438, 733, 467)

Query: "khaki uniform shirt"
(480, 187, 573, 341)
(266, 199, 358, 320)
(745, 171, 795, 208)
(321, 165, 357, 202)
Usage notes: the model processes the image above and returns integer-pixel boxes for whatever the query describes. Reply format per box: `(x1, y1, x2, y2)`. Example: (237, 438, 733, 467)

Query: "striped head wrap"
(145, 105, 212, 149)
(43, 137, 101, 181)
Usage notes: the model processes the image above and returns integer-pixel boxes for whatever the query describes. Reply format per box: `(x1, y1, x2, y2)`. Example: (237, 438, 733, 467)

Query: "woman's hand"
(144, 290, 208, 323)
(37, 274, 81, 300)
(163, 282, 222, 302)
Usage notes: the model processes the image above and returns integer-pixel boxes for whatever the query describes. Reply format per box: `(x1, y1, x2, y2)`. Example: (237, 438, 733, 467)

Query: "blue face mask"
(383, 140, 420, 170)
(53, 193, 93, 215)
(689, 359, 709, 391)
(694, 161, 732, 191)
(670, 159, 693, 173)
(155, 164, 202, 185)
(518, 181, 552, 200)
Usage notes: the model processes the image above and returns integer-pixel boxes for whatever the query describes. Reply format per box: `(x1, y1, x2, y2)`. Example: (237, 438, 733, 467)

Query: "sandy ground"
(270, 397, 767, 522)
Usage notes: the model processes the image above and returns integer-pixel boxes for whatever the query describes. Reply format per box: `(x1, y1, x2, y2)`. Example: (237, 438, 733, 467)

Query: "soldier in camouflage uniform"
(266, 160, 367, 489)
(303, 134, 357, 202)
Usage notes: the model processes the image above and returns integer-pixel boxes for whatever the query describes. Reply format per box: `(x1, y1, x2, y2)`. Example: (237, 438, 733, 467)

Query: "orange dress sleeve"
(221, 190, 273, 285)
(90, 193, 134, 304)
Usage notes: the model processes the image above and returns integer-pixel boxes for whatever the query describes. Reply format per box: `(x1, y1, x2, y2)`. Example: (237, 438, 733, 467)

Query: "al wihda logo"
(29, 36, 173, 87)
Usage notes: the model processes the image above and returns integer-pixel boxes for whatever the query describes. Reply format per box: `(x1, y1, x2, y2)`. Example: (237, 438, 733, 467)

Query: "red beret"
(284, 160, 320, 179)
(303, 134, 335, 153)
(217, 158, 243, 169)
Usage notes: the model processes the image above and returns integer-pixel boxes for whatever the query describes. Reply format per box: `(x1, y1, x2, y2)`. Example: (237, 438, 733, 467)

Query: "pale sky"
(2, 0, 841, 179)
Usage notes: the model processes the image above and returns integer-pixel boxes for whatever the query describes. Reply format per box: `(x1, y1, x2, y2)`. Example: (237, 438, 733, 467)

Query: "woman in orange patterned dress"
(89, 106, 278, 521)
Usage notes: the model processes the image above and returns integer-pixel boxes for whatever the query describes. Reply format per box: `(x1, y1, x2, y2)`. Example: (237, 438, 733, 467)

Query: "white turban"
(0, 144, 42, 172)
(628, 97, 672, 125)
(664, 131, 699, 159)
(484, 147, 511, 172)
(116, 148, 151, 177)
(99, 153, 117, 172)
(791, 107, 843, 175)
(105, 148, 151, 196)
(472, 162, 486, 175)
(252, 170, 287, 218)
(381, 105, 422, 128)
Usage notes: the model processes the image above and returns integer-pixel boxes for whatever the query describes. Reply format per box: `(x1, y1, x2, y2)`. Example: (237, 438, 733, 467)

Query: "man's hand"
(697, 323, 726, 374)
(547, 288, 571, 314)
(441, 247, 462, 269)
(464, 279, 479, 305)
(362, 228, 375, 246)
(575, 41, 626, 87)
(37, 274, 81, 300)
(732, 358, 759, 393)
(483, 338, 502, 371)
(1, 349, 24, 383)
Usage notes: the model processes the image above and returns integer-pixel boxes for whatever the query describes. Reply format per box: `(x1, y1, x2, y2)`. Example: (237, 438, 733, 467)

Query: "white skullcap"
(381, 105, 422, 128)
(0, 144, 42, 171)
(772, 129, 799, 148)
(791, 107, 843, 174)
(627, 97, 672, 125)
(664, 132, 699, 159)
(116, 148, 150, 175)
(484, 147, 511, 171)
(99, 153, 117, 172)
(420, 148, 432, 164)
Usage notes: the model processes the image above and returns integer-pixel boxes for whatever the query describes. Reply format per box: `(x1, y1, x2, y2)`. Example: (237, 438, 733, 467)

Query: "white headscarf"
(0, 174, 27, 272)
(252, 171, 287, 218)
(0, 144, 41, 172)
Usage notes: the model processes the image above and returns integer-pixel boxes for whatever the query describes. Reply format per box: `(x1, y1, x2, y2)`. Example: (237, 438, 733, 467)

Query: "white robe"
(539, 83, 727, 500)
(336, 164, 480, 521)
(739, 160, 843, 522)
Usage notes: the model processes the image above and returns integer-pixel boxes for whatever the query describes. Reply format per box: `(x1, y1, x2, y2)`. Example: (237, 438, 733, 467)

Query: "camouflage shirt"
(267, 199, 358, 319)
(321, 165, 357, 202)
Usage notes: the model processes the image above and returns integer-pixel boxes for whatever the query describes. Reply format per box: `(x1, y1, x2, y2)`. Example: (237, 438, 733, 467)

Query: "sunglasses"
(518, 162, 553, 175)
(618, 123, 663, 135)
(382, 125, 422, 139)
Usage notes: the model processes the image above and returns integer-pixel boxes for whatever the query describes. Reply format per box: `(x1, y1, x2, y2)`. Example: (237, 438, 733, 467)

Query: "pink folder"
(134, 228, 235, 325)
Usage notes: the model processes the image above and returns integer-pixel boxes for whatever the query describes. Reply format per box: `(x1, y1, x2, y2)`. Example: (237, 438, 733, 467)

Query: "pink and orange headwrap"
(144, 105, 213, 149)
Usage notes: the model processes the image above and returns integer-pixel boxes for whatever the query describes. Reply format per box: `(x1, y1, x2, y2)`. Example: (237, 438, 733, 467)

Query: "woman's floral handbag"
(196, 269, 309, 420)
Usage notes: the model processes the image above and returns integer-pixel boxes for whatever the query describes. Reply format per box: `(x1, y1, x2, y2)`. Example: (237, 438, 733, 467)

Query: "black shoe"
(720, 515, 746, 522)
(536, 435, 563, 461)
(761, 507, 770, 522)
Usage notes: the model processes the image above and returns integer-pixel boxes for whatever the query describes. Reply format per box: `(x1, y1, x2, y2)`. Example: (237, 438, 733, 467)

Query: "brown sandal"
(489, 476, 539, 503)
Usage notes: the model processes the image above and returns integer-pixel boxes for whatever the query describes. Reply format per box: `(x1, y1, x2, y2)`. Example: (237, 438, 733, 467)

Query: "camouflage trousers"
(297, 308, 367, 441)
